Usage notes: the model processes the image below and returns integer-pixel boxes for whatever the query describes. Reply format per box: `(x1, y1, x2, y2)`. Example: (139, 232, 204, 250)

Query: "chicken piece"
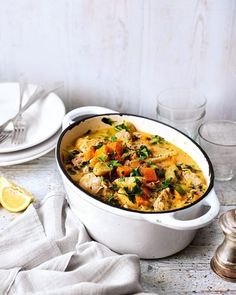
(153, 188, 171, 211)
(79, 173, 103, 194)
(125, 121, 136, 133)
(115, 130, 131, 143)
(165, 164, 177, 182)
(150, 146, 176, 159)
(149, 149, 176, 163)
(182, 170, 201, 186)
(72, 155, 84, 167)
(145, 181, 160, 189)
(75, 137, 101, 153)
(72, 147, 95, 166)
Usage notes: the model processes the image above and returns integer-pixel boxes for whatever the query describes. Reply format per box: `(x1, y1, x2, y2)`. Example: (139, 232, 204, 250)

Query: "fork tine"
(13, 126, 20, 145)
(0, 134, 7, 143)
(0, 131, 9, 140)
(20, 127, 27, 144)
(0, 131, 11, 143)
(11, 126, 18, 144)
(12, 117, 27, 145)
(14, 130, 20, 144)
(19, 125, 26, 144)
(18, 128, 24, 145)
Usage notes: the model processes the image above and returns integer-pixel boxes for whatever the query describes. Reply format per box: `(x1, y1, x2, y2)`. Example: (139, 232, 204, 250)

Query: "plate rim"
(0, 129, 60, 166)
(0, 82, 65, 153)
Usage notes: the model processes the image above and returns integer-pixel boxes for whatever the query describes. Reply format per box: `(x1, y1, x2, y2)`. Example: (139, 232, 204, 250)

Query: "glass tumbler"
(156, 87, 207, 140)
(198, 120, 236, 181)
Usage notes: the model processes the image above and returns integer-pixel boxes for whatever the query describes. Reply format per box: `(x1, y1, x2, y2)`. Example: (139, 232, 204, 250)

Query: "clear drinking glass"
(156, 87, 207, 140)
(198, 120, 236, 181)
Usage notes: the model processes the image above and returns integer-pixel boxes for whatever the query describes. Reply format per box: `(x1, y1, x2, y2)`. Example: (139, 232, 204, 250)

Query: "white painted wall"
(0, 0, 236, 120)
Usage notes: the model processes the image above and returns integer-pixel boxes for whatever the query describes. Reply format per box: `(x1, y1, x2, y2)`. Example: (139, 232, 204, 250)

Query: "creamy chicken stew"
(63, 118, 207, 212)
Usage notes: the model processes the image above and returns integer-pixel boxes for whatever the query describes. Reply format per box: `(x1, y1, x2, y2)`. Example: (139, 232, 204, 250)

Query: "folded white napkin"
(0, 192, 148, 295)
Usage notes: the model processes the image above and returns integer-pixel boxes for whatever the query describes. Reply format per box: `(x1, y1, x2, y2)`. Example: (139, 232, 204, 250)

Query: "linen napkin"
(0, 192, 146, 295)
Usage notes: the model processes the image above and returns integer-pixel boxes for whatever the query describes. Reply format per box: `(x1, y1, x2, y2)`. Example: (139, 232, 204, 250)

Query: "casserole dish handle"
(62, 106, 118, 129)
(144, 189, 220, 230)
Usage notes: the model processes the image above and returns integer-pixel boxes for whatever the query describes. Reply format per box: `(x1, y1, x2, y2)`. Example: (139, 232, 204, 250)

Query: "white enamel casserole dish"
(56, 106, 220, 259)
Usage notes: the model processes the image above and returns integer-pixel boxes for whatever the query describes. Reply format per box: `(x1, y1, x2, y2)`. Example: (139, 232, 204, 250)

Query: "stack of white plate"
(0, 83, 66, 166)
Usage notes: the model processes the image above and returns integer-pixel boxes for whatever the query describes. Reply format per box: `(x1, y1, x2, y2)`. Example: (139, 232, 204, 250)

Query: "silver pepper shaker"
(211, 209, 236, 282)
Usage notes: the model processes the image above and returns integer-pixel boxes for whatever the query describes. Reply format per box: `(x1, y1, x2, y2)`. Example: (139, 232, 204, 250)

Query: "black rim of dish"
(57, 112, 214, 215)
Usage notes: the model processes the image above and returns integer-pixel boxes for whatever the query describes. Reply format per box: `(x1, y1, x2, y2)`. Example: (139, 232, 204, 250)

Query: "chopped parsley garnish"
(98, 155, 107, 162)
(174, 169, 181, 180)
(108, 151, 116, 160)
(109, 160, 121, 168)
(175, 185, 186, 196)
(102, 117, 116, 125)
(124, 185, 142, 203)
(114, 123, 129, 132)
(95, 142, 103, 150)
(155, 168, 165, 178)
(107, 194, 120, 207)
(185, 164, 199, 173)
(111, 184, 119, 191)
(123, 147, 130, 153)
(137, 145, 151, 160)
(176, 163, 182, 170)
(147, 160, 153, 166)
(130, 168, 141, 177)
(110, 135, 117, 142)
(118, 177, 125, 182)
(157, 178, 172, 191)
(150, 135, 165, 145)
(134, 178, 142, 185)
(66, 150, 79, 162)
(107, 194, 114, 203)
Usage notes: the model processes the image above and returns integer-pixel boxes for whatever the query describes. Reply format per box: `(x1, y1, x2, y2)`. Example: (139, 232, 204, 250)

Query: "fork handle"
(9, 88, 45, 124)
(0, 83, 64, 129)
(18, 83, 63, 116)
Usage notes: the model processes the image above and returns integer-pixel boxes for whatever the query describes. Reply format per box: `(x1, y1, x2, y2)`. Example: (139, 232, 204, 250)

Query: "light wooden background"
(0, 0, 236, 120)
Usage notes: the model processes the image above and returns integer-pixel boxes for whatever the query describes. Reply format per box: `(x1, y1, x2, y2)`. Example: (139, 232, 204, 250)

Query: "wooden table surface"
(0, 150, 236, 294)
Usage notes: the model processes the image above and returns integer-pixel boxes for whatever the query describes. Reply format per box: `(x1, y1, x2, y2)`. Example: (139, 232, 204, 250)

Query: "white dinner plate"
(0, 129, 60, 166)
(0, 82, 65, 153)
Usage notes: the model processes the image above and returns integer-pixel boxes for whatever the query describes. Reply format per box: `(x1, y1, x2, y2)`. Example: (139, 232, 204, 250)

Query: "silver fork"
(11, 116, 27, 145)
(0, 85, 42, 144)
(11, 80, 27, 144)
(0, 82, 64, 144)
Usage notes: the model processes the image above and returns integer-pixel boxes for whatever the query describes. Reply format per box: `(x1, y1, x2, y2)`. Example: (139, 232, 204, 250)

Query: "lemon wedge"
(0, 176, 34, 212)
(0, 176, 14, 195)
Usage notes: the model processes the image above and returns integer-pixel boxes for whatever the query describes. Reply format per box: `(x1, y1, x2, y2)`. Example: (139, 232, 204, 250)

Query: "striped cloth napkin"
(0, 192, 150, 295)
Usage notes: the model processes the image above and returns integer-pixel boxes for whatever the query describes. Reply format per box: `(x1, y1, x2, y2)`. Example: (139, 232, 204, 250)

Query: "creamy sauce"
(63, 119, 207, 212)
